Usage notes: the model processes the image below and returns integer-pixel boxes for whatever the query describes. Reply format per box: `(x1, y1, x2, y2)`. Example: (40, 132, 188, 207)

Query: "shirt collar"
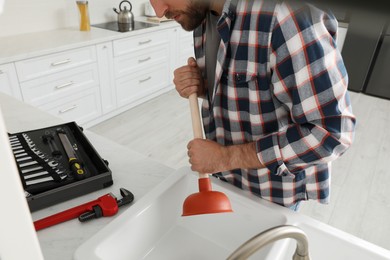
(221, 0, 238, 21)
(216, 0, 239, 43)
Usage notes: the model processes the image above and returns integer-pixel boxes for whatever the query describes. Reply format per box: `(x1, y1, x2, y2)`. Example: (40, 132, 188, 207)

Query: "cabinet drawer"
(15, 46, 97, 82)
(0, 63, 23, 100)
(113, 30, 170, 57)
(38, 88, 102, 125)
(114, 44, 170, 78)
(20, 64, 99, 106)
(116, 63, 170, 107)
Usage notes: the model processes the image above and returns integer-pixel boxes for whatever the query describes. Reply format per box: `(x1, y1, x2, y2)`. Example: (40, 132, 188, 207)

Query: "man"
(150, 0, 356, 208)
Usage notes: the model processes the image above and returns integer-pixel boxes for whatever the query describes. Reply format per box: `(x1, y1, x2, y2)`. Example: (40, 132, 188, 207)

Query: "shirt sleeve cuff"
(255, 134, 295, 178)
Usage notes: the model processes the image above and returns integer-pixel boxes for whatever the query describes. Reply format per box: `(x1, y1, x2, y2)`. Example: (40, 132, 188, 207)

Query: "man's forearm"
(224, 142, 265, 170)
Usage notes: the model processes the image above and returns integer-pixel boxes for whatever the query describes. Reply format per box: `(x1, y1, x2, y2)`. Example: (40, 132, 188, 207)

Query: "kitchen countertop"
(0, 92, 174, 260)
(0, 17, 179, 64)
(1, 92, 390, 259)
(0, 17, 348, 65)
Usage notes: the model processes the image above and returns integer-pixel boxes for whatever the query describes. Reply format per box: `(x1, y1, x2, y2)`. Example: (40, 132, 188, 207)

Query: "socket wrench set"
(8, 122, 113, 212)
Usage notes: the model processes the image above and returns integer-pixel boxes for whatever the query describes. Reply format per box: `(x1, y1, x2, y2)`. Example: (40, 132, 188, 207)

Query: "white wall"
(0, 0, 149, 37)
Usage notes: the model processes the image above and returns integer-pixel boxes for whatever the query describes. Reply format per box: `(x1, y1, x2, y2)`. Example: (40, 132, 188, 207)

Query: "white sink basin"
(74, 167, 289, 260)
(74, 167, 390, 260)
(281, 221, 390, 260)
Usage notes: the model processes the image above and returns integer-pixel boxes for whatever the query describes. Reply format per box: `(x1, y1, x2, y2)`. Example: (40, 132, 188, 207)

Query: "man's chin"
(180, 24, 195, 31)
(172, 10, 207, 31)
(178, 20, 200, 31)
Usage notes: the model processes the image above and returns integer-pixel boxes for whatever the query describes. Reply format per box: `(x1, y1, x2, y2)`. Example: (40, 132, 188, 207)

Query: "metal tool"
(34, 188, 134, 231)
(11, 145, 23, 150)
(21, 166, 43, 174)
(19, 160, 39, 168)
(57, 129, 86, 180)
(24, 171, 50, 180)
(42, 131, 61, 157)
(10, 133, 68, 186)
(15, 152, 28, 158)
(16, 156, 33, 162)
(26, 176, 54, 186)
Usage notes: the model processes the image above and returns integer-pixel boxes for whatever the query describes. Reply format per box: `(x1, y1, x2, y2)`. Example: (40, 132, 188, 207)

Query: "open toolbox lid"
(8, 121, 113, 212)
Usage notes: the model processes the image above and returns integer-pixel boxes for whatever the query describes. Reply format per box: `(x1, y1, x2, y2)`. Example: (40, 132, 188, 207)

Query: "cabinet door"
(170, 26, 194, 82)
(96, 42, 117, 114)
(365, 36, 390, 99)
(0, 63, 23, 100)
(178, 28, 194, 67)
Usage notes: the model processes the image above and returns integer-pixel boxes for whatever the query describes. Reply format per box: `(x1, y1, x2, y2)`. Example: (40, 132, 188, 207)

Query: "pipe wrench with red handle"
(34, 188, 134, 231)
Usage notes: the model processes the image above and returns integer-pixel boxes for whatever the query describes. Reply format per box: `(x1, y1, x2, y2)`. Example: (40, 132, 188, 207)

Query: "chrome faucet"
(227, 225, 310, 260)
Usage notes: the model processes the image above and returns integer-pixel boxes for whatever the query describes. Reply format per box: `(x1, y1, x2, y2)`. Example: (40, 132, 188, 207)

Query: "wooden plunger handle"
(189, 93, 203, 139)
(188, 93, 209, 179)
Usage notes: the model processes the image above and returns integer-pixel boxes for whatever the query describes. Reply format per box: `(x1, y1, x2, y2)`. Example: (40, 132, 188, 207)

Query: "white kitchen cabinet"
(113, 29, 170, 57)
(168, 27, 194, 83)
(96, 42, 117, 115)
(112, 28, 174, 109)
(114, 44, 170, 78)
(0, 63, 23, 100)
(0, 23, 191, 127)
(15, 46, 97, 82)
(177, 28, 194, 67)
(15, 46, 102, 126)
(20, 63, 99, 107)
(37, 88, 102, 124)
(115, 63, 170, 107)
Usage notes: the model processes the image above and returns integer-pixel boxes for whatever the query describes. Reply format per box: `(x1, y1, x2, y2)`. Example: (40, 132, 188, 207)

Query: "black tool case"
(8, 122, 113, 212)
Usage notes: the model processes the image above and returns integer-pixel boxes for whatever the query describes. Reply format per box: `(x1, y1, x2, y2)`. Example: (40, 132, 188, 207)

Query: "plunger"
(182, 93, 233, 216)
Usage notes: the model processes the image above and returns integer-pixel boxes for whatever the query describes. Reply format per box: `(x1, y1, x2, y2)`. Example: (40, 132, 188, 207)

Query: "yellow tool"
(57, 130, 86, 180)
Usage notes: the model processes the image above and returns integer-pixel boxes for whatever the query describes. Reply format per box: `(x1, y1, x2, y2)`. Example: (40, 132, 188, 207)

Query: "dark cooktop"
(92, 21, 158, 33)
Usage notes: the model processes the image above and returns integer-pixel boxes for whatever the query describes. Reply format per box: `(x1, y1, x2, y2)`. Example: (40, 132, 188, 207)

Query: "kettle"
(113, 0, 134, 32)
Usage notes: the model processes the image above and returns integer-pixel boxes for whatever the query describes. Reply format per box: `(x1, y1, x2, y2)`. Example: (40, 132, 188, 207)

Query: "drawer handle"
(55, 81, 74, 90)
(51, 59, 71, 67)
(138, 57, 151, 63)
(59, 105, 78, 114)
(139, 76, 152, 83)
(138, 39, 152, 45)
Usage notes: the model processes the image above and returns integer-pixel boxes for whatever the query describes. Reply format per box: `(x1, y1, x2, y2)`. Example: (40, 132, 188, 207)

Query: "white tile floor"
(89, 89, 390, 251)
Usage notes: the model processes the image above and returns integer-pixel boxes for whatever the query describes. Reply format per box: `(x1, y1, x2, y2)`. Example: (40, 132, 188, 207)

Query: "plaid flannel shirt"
(193, 0, 356, 207)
